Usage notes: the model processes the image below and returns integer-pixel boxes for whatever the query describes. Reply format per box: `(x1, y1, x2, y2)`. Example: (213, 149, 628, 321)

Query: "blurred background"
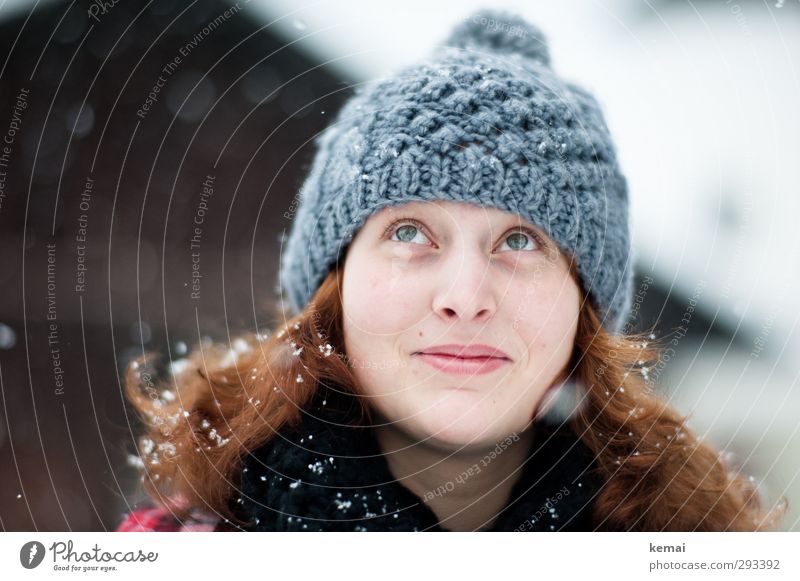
(0, 0, 798, 531)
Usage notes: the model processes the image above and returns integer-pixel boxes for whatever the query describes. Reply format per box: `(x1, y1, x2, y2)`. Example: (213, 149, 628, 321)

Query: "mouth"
(412, 352, 511, 376)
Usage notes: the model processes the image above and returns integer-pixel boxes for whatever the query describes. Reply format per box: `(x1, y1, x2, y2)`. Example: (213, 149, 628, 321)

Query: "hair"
(123, 252, 788, 531)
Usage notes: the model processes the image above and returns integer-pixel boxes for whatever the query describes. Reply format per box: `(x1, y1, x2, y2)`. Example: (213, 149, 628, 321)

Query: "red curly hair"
(123, 255, 787, 531)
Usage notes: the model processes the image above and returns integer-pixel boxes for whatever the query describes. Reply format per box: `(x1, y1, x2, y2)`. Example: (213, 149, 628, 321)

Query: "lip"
(412, 344, 511, 376)
(415, 343, 511, 359)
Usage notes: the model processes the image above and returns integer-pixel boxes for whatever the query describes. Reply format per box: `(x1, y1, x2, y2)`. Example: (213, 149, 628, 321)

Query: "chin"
(410, 396, 504, 451)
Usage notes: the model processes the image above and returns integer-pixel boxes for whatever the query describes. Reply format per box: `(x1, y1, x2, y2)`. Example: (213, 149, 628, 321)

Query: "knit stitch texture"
(280, 8, 633, 333)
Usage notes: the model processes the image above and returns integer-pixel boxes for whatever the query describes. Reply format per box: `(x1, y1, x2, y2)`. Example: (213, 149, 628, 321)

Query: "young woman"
(116, 9, 786, 532)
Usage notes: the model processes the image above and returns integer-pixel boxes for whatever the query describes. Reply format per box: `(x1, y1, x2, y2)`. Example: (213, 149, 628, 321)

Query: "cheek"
(342, 252, 421, 334)
(507, 277, 580, 348)
(341, 255, 418, 389)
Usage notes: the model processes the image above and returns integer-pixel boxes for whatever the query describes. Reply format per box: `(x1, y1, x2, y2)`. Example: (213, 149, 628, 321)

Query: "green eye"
(384, 217, 546, 254)
(506, 232, 529, 250)
(499, 231, 538, 252)
(396, 225, 418, 242)
(387, 221, 431, 246)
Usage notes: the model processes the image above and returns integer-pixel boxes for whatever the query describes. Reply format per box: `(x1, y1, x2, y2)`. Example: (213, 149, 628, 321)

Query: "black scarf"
(234, 385, 604, 531)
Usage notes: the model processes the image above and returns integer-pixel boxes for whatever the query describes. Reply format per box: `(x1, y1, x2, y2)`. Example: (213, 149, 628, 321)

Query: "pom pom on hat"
(443, 8, 551, 66)
(279, 8, 634, 335)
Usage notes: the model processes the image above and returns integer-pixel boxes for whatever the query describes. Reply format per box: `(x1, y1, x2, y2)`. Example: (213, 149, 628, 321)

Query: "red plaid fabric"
(116, 505, 226, 532)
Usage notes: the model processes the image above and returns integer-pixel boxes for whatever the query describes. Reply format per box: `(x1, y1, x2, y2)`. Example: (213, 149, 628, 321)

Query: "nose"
(431, 244, 498, 323)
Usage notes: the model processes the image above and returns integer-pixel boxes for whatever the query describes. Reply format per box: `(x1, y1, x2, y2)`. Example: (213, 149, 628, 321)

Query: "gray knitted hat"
(279, 8, 634, 334)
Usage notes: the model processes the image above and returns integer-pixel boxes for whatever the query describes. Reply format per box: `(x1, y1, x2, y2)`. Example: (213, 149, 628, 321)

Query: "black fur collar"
(235, 386, 604, 531)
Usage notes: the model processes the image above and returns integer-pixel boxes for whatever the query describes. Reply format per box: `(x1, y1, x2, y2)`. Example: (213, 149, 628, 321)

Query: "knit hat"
(279, 8, 634, 334)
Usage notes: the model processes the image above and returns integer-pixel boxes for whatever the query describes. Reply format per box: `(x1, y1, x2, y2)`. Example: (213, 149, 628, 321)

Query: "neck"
(372, 422, 536, 531)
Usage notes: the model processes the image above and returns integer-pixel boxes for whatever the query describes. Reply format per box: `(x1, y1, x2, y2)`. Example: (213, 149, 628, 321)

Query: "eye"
(383, 218, 432, 246)
(496, 228, 544, 253)
(382, 218, 547, 254)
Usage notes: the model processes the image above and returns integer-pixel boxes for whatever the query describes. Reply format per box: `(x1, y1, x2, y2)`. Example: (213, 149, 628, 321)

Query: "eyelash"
(381, 216, 548, 252)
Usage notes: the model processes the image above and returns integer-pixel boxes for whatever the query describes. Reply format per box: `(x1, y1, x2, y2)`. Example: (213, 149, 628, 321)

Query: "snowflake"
(141, 438, 155, 455)
(157, 442, 176, 457)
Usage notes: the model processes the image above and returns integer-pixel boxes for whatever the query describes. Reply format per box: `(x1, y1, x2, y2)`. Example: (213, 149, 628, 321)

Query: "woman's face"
(341, 200, 581, 451)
